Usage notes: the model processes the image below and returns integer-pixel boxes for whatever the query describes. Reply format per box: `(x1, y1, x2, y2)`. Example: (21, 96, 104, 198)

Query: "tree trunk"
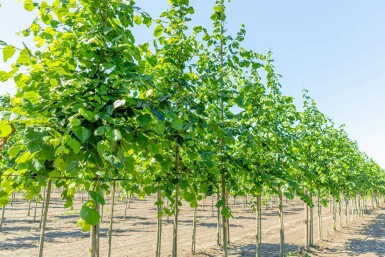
(38, 180, 52, 257)
(345, 198, 349, 225)
(191, 206, 198, 254)
(172, 144, 180, 257)
(332, 198, 336, 231)
(317, 197, 322, 241)
(40, 187, 46, 229)
(34, 198, 38, 223)
(279, 189, 285, 257)
(338, 199, 342, 228)
(304, 189, 309, 249)
(255, 195, 262, 257)
(107, 181, 116, 257)
(309, 193, 313, 245)
(221, 169, 228, 257)
(27, 200, 32, 216)
(0, 206, 5, 230)
(155, 189, 163, 257)
(217, 193, 222, 246)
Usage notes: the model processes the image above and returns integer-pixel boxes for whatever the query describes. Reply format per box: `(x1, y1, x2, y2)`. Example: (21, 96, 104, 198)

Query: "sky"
(1, 1, 385, 167)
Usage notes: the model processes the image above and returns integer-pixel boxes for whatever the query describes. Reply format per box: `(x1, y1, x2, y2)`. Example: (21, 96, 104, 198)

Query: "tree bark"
(107, 181, 116, 257)
(172, 144, 180, 257)
(191, 206, 198, 254)
(0, 206, 5, 230)
(278, 189, 285, 257)
(38, 180, 52, 257)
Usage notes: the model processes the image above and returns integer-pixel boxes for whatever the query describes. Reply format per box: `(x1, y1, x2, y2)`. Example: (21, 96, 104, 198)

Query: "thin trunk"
(279, 189, 285, 257)
(332, 198, 336, 231)
(39, 187, 46, 229)
(304, 189, 309, 249)
(101, 205, 104, 222)
(34, 198, 38, 222)
(317, 197, 322, 241)
(309, 193, 313, 245)
(0, 206, 5, 230)
(217, 193, 222, 246)
(172, 144, 180, 257)
(338, 199, 342, 228)
(226, 191, 230, 246)
(156, 189, 163, 257)
(212, 195, 214, 217)
(38, 180, 52, 257)
(27, 200, 32, 216)
(255, 195, 262, 257)
(191, 206, 198, 254)
(124, 195, 128, 220)
(345, 198, 348, 225)
(107, 181, 116, 257)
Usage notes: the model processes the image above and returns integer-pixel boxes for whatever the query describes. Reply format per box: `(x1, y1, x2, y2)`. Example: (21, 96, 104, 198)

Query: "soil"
(0, 191, 383, 257)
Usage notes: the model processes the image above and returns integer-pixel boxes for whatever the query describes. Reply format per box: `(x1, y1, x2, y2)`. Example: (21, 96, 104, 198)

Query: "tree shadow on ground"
(343, 211, 385, 257)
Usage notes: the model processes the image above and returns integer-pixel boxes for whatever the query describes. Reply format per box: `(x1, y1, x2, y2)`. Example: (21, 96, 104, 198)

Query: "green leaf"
(171, 118, 183, 131)
(152, 123, 165, 135)
(183, 191, 195, 202)
(154, 25, 164, 37)
(136, 114, 152, 126)
(8, 144, 22, 159)
(16, 48, 30, 65)
(147, 144, 159, 154)
(73, 126, 91, 143)
(1, 180, 13, 193)
(0, 124, 12, 137)
(80, 204, 100, 225)
(134, 15, 143, 25)
(24, 0, 35, 11)
(94, 126, 111, 136)
(3, 46, 16, 62)
(78, 108, 94, 122)
(89, 191, 105, 205)
(67, 138, 81, 154)
(49, 78, 58, 86)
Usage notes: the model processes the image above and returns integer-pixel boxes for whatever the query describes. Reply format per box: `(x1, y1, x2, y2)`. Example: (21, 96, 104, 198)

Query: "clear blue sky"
(1, 1, 385, 167)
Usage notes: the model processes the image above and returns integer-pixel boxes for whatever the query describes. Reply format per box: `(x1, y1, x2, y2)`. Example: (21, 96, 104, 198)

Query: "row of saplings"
(0, 184, 383, 257)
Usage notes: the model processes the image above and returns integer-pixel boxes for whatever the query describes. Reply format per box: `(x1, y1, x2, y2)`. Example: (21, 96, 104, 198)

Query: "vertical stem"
(309, 193, 313, 245)
(256, 195, 262, 257)
(156, 189, 163, 257)
(107, 181, 116, 257)
(38, 180, 52, 257)
(172, 144, 180, 257)
(34, 198, 38, 223)
(338, 199, 342, 228)
(332, 198, 336, 231)
(40, 187, 46, 229)
(317, 197, 322, 241)
(0, 206, 5, 230)
(191, 206, 198, 254)
(279, 189, 285, 257)
(27, 200, 31, 216)
(304, 189, 309, 249)
(217, 192, 222, 246)
(345, 198, 349, 225)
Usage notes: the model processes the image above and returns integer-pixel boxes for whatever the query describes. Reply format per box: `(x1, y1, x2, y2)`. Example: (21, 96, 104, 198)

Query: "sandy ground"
(0, 190, 382, 257)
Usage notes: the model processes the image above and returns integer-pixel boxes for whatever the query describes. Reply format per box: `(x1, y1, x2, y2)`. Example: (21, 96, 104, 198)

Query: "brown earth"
(0, 190, 383, 257)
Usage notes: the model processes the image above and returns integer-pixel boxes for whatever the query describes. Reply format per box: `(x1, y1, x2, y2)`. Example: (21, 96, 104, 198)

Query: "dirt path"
(309, 207, 385, 257)
(0, 191, 382, 257)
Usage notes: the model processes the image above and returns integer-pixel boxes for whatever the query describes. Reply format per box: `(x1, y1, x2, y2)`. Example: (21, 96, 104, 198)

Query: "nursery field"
(1, 1, 385, 257)
(0, 191, 383, 257)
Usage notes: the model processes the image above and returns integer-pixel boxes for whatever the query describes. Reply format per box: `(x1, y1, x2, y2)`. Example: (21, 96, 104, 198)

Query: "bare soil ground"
(0, 191, 382, 257)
